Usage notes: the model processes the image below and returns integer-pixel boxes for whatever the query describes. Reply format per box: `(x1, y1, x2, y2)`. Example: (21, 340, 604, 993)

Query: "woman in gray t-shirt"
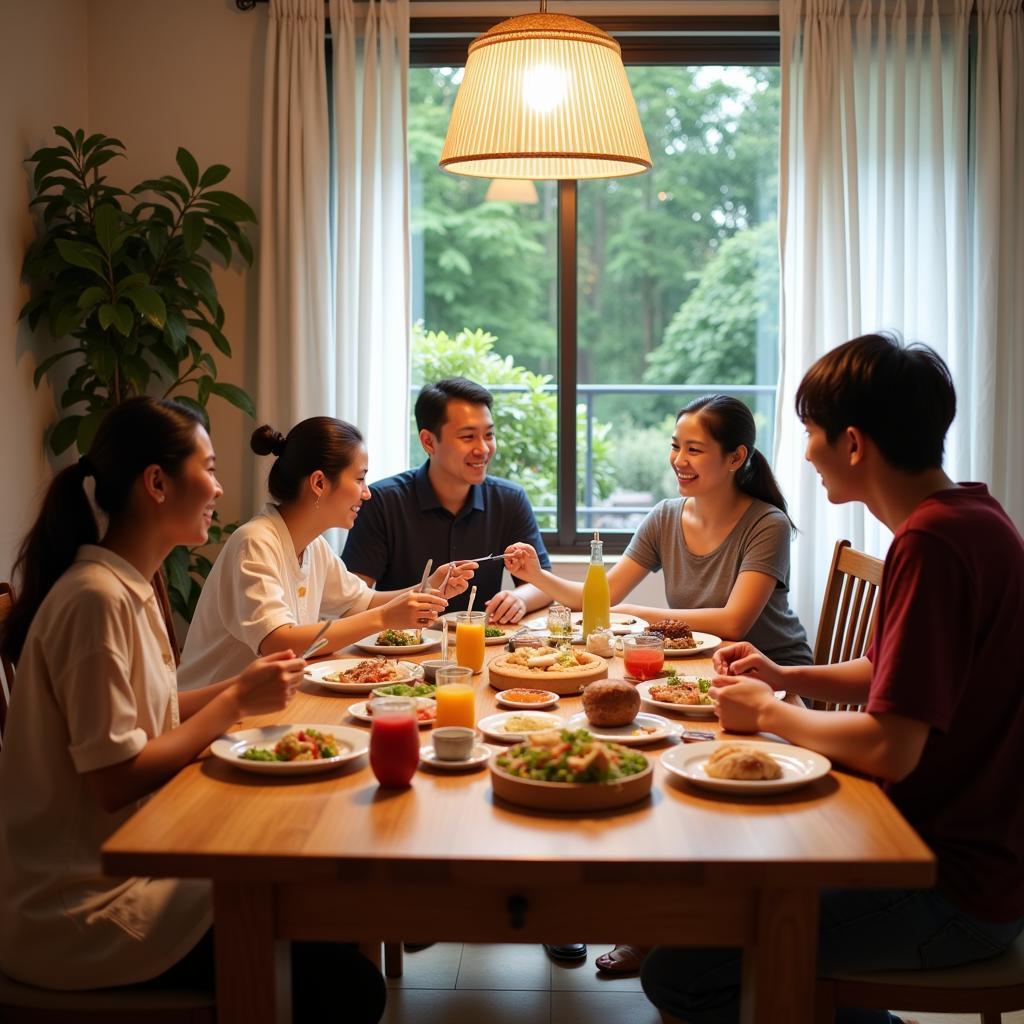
(504, 395, 811, 667)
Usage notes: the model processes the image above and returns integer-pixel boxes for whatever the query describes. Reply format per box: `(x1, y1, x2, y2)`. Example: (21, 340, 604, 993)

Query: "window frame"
(410, 16, 781, 555)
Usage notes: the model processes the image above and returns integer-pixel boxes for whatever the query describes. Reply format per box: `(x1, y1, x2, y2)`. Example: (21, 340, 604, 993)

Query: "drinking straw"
(466, 585, 478, 615)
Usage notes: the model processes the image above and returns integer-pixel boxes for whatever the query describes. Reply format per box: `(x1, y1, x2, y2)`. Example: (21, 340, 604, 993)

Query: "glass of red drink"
(369, 697, 420, 788)
(622, 634, 665, 681)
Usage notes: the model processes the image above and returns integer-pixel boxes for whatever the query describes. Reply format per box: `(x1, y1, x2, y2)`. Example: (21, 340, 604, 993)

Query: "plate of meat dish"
(639, 619, 721, 658)
(212, 724, 369, 775)
(305, 657, 424, 694)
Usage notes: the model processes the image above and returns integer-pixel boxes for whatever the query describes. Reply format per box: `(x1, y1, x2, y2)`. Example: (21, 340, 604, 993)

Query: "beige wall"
(0, 0, 90, 580)
(0, 0, 265, 580)
(85, 0, 266, 525)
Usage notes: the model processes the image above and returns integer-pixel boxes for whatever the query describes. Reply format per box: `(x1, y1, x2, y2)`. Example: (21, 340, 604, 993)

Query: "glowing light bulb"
(522, 63, 569, 113)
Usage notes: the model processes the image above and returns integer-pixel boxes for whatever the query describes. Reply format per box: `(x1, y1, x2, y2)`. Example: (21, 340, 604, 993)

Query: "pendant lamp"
(484, 178, 541, 203)
(439, 2, 652, 181)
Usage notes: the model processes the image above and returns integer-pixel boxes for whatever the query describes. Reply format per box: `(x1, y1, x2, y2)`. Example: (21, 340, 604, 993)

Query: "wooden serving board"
(487, 652, 608, 695)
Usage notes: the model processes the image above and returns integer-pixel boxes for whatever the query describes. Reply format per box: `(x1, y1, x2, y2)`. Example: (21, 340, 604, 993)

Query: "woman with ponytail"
(505, 396, 810, 972)
(177, 417, 475, 691)
(0, 399, 388, 1016)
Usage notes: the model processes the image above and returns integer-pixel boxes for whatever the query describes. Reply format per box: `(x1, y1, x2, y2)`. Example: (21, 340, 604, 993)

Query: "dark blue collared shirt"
(341, 462, 551, 611)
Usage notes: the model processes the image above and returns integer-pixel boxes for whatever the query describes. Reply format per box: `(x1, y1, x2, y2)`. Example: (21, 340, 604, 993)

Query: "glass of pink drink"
(369, 697, 420, 787)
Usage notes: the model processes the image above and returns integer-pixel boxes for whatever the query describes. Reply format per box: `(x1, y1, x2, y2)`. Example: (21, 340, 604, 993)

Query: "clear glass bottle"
(582, 531, 611, 639)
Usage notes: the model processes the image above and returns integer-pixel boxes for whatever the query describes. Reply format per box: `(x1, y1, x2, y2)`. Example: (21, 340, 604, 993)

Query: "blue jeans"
(641, 888, 1023, 1024)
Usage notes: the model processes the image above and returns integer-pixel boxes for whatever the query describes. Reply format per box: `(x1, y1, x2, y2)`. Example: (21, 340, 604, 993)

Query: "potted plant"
(18, 125, 257, 622)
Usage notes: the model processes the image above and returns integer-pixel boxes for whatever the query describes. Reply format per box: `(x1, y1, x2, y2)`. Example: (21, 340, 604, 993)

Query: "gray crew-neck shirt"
(623, 497, 811, 666)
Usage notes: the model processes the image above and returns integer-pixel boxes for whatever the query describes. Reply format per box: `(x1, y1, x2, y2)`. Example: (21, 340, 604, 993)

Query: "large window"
(410, 30, 780, 550)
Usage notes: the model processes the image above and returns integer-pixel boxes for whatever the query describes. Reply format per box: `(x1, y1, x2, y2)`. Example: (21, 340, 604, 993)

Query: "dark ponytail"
(679, 395, 794, 528)
(251, 417, 364, 504)
(1, 398, 203, 665)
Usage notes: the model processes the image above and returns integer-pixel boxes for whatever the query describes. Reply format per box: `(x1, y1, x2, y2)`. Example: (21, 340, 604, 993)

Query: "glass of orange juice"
(434, 665, 475, 729)
(454, 610, 486, 673)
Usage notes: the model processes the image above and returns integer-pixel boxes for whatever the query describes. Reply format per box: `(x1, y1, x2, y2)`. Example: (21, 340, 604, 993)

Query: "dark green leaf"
(176, 148, 199, 189)
(164, 545, 191, 597)
(150, 341, 180, 376)
(33, 348, 82, 387)
(49, 414, 83, 455)
(182, 212, 204, 255)
(198, 190, 256, 222)
(55, 238, 104, 273)
(77, 408, 107, 453)
(186, 316, 231, 356)
(18, 294, 46, 322)
(121, 286, 167, 329)
(197, 375, 212, 406)
(77, 286, 108, 310)
(87, 338, 116, 382)
(203, 226, 233, 265)
(176, 263, 217, 315)
(199, 163, 230, 188)
(53, 125, 77, 149)
(81, 132, 108, 155)
(208, 381, 255, 418)
(94, 204, 120, 254)
(52, 304, 84, 338)
(83, 146, 124, 174)
(112, 303, 134, 336)
(121, 352, 150, 392)
(164, 309, 188, 353)
(98, 303, 116, 330)
(236, 231, 254, 266)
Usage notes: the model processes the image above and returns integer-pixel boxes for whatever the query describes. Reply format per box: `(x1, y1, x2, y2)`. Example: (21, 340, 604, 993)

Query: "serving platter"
(489, 752, 654, 811)
(487, 649, 607, 695)
(354, 630, 442, 656)
(477, 710, 565, 742)
(565, 711, 680, 746)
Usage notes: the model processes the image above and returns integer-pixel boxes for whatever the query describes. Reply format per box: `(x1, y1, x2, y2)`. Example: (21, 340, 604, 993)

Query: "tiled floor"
(381, 943, 1024, 1024)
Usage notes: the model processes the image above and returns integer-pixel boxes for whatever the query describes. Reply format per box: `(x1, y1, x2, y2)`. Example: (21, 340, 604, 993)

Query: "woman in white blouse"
(178, 417, 474, 690)
(0, 397, 386, 1020)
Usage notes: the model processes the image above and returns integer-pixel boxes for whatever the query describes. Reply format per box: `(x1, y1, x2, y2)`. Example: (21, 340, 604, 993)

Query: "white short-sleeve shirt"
(177, 503, 374, 690)
(0, 546, 211, 989)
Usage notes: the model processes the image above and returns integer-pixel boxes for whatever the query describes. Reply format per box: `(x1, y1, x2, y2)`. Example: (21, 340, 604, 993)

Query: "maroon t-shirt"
(866, 484, 1024, 922)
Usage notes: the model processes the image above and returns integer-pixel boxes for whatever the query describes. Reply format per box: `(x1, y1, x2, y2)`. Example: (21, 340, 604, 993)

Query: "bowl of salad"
(489, 728, 653, 810)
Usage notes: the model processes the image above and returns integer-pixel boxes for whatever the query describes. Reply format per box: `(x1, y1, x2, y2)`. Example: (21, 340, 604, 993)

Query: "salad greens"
(496, 728, 647, 783)
(371, 681, 437, 698)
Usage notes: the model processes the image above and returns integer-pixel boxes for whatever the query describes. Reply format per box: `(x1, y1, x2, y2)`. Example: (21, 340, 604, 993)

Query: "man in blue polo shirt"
(342, 377, 551, 623)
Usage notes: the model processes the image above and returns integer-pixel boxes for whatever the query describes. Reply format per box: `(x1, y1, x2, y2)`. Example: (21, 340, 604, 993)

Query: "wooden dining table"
(102, 636, 935, 1024)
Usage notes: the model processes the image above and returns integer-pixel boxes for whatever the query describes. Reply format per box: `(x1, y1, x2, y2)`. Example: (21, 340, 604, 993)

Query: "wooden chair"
(0, 581, 14, 746)
(816, 928, 1024, 1023)
(811, 539, 883, 711)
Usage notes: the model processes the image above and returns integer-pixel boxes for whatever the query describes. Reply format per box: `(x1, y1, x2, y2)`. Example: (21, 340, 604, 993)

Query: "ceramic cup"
(421, 658, 457, 683)
(431, 726, 475, 761)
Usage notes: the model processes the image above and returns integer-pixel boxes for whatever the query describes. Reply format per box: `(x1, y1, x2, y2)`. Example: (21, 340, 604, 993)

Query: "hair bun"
(250, 424, 287, 457)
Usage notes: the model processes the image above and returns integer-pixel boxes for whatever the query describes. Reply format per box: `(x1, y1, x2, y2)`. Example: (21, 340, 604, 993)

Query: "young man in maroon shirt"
(641, 333, 1024, 1024)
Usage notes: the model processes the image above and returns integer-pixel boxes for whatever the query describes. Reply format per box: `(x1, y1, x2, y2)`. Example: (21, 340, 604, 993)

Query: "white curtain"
(775, 0, 1024, 632)
(256, 0, 332, 476)
(329, 0, 411, 483)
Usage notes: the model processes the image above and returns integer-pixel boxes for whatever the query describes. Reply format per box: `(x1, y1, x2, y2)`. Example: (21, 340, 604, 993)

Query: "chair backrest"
(812, 540, 884, 712)
(0, 581, 14, 743)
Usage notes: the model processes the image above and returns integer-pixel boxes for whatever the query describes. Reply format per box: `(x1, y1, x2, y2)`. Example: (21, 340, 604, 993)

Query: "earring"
(315, 495, 320, 509)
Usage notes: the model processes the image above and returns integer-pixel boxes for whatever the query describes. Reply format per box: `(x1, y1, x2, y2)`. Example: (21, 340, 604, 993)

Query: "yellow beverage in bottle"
(582, 534, 610, 639)
(435, 683, 476, 728)
(455, 612, 486, 673)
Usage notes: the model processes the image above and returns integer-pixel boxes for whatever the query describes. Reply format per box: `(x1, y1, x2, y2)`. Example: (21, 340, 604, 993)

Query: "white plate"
(565, 711, 680, 745)
(660, 740, 831, 795)
(419, 743, 491, 771)
(211, 724, 368, 775)
(495, 688, 560, 710)
(354, 630, 442, 655)
(305, 658, 425, 694)
(348, 697, 436, 727)
(661, 631, 722, 657)
(477, 710, 565, 742)
(637, 679, 786, 716)
(439, 614, 514, 645)
(523, 612, 649, 644)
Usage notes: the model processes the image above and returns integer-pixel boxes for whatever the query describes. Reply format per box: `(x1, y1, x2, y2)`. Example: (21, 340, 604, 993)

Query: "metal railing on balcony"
(411, 380, 777, 537)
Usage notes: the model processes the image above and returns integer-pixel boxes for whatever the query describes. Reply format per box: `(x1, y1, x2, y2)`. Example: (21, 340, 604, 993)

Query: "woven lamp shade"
(440, 12, 652, 180)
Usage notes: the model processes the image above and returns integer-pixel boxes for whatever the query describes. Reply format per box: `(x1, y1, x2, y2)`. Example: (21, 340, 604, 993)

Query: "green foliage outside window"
(411, 325, 615, 529)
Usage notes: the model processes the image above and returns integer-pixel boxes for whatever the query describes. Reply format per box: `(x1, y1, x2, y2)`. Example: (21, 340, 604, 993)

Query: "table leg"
(740, 888, 819, 1024)
(214, 881, 292, 1024)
